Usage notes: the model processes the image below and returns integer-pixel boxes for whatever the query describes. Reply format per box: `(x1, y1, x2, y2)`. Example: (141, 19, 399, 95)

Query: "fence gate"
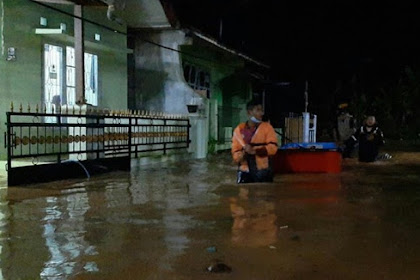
(5, 108, 190, 186)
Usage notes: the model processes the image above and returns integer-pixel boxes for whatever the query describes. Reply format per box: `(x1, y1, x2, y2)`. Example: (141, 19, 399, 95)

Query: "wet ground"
(1, 146, 420, 279)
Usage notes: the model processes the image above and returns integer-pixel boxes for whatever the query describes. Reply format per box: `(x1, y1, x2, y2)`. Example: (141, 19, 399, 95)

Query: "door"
(43, 44, 63, 120)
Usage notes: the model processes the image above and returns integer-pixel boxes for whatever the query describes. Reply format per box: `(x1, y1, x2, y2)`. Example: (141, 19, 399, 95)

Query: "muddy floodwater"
(1, 146, 420, 279)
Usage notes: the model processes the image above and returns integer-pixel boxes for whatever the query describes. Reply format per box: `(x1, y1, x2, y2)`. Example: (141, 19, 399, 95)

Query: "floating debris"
(206, 246, 217, 253)
(206, 259, 232, 273)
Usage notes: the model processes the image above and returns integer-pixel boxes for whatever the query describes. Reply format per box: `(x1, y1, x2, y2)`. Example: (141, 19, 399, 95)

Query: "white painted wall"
(133, 29, 203, 114)
(132, 29, 209, 159)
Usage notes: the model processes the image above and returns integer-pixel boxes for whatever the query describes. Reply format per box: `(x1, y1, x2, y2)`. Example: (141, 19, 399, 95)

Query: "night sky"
(171, 1, 420, 131)
(172, 1, 419, 79)
(174, 0, 420, 77)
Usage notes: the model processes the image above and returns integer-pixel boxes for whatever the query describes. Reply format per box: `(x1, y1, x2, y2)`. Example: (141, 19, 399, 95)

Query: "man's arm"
(232, 126, 245, 163)
(374, 128, 385, 146)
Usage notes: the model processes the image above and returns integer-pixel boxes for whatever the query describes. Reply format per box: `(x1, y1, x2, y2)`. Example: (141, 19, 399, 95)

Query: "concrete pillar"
(188, 100, 209, 159)
(74, 5, 85, 105)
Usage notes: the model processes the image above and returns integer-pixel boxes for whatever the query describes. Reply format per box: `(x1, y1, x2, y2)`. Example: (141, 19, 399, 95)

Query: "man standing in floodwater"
(343, 114, 390, 162)
(232, 99, 278, 183)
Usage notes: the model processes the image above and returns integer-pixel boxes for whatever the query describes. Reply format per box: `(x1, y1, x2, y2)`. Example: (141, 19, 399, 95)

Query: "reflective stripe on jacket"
(231, 122, 278, 171)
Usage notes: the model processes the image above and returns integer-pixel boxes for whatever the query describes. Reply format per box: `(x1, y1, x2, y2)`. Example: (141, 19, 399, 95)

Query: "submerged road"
(0, 147, 419, 279)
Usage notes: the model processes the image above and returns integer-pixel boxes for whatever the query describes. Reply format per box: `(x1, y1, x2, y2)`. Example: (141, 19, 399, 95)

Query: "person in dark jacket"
(343, 115, 390, 162)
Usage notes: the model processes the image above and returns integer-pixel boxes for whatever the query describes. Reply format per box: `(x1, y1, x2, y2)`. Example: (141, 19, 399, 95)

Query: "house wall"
(180, 44, 253, 147)
(130, 29, 212, 158)
(130, 29, 253, 114)
(130, 29, 200, 114)
(129, 29, 254, 155)
(0, 0, 128, 159)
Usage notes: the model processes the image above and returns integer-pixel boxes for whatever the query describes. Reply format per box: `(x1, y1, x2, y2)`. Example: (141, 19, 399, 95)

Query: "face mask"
(250, 116, 262, 124)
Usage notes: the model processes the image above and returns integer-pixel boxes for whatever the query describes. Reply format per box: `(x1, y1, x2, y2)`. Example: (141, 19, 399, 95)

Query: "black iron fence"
(5, 108, 190, 185)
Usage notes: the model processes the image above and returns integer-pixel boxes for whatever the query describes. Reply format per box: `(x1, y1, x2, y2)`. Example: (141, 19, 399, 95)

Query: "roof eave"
(188, 29, 270, 69)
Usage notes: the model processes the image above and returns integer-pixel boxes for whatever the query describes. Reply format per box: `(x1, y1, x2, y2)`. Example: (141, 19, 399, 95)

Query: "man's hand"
(236, 151, 245, 162)
(244, 144, 255, 155)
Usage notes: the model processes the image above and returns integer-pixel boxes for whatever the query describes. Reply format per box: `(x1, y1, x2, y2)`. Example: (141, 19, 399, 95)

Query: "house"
(125, 0, 270, 157)
(0, 0, 269, 162)
(0, 0, 130, 160)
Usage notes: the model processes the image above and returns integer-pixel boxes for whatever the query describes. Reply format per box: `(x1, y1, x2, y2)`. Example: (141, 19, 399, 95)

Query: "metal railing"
(5, 108, 190, 185)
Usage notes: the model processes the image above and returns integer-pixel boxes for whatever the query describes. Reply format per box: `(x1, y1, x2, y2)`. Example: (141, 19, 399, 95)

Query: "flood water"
(1, 148, 420, 279)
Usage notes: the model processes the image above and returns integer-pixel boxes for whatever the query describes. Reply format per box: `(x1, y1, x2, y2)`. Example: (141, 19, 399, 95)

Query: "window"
(66, 46, 76, 106)
(182, 63, 211, 98)
(190, 66, 196, 88)
(43, 44, 99, 114)
(44, 44, 63, 115)
(204, 73, 210, 89)
(183, 64, 191, 83)
(198, 71, 206, 88)
(65, 47, 98, 106)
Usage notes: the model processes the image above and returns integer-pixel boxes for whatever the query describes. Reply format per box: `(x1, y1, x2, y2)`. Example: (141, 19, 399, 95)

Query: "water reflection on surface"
(40, 193, 98, 278)
(229, 177, 343, 248)
(230, 187, 278, 247)
(0, 190, 9, 280)
(0, 151, 419, 279)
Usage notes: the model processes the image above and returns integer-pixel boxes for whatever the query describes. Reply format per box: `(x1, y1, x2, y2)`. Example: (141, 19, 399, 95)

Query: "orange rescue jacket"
(231, 122, 278, 172)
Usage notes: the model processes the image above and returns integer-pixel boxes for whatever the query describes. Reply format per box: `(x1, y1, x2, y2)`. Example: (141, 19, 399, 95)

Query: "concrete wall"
(180, 43, 253, 147)
(0, 0, 128, 159)
(122, 0, 171, 28)
(130, 29, 211, 158)
(129, 27, 264, 157)
(130, 29, 200, 114)
(129, 28, 257, 156)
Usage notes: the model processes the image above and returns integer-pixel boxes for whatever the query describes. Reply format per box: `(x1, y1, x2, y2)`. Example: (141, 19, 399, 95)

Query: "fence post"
(163, 119, 167, 155)
(6, 112, 12, 178)
(128, 116, 132, 159)
(187, 119, 191, 148)
(57, 113, 62, 163)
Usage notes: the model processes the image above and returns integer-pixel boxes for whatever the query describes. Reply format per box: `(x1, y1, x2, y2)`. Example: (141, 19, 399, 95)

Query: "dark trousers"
(237, 156, 273, 184)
